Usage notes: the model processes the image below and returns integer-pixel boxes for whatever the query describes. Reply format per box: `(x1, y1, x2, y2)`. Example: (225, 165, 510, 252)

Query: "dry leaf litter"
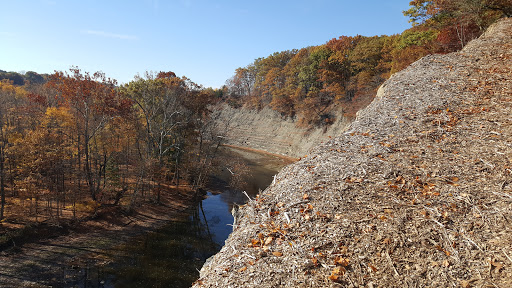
(194, 18, 512, 288)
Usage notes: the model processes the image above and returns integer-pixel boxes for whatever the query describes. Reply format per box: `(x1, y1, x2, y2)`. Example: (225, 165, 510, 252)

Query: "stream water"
(81, 148, 290, 288)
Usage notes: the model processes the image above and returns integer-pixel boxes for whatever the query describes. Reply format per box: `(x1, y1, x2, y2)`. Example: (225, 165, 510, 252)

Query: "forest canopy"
(0, 68, 223, 222)
(222, 0, 510, 126)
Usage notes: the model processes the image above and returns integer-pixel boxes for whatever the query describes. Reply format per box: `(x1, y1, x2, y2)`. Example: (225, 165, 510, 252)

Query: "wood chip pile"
(193, 18, 512, 288)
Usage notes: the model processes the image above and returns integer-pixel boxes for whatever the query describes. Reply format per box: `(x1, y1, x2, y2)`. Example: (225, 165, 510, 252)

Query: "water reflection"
(103, 215, 219, 288)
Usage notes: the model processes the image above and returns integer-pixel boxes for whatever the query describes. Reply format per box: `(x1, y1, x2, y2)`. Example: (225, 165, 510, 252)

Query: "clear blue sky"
(1, 0, 412, 88)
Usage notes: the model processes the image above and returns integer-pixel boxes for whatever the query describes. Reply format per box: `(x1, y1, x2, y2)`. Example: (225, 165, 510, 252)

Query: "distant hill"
(0, 70, 48, 85)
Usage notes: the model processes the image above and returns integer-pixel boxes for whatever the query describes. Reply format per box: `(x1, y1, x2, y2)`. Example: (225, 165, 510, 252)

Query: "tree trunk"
(84, 132, 96, 201)
(0, 145, 5, 221)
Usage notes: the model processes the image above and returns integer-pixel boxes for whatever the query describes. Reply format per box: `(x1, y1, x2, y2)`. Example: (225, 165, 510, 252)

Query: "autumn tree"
(48, 68, 132, 201)
(13, 107, 74, 217)
(225, 66, 256, 107)
(120, 72, 194, 203)
(0, 80, 28, 220)
(404, 0, 508, 51)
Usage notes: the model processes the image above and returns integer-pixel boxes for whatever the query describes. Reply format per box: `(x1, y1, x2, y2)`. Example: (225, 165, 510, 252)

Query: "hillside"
(194, 17, 512, 288)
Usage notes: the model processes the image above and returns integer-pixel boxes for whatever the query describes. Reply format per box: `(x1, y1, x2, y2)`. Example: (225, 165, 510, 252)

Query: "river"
(80, 147, 291, 287)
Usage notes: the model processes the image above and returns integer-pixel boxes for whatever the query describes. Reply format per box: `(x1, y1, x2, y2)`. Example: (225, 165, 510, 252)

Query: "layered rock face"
(214, 105, 351, 159)
(195, 18, 512, 288)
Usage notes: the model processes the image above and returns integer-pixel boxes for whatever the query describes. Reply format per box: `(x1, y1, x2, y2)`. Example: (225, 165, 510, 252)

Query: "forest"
(0, 69, 226, 224)
(223, 0, 510, 126)
(0, 0, 510, 224)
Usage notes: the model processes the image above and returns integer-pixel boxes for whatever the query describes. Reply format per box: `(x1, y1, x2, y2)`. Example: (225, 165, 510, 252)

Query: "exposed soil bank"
(215, 105, 351, 159)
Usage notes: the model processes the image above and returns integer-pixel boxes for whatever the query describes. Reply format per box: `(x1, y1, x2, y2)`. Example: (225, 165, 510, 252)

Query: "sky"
(0, 0, 412, 88)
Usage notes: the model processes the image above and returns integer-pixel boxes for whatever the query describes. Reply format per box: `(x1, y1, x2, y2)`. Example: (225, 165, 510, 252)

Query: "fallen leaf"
(328, 274, 340, 282)
(460, 280, 471, 288)
(443, 260, 450, 267)
(329, 266, 346, 282)
(238, 266, 247, 272)
(272, 251, 283, 257)
(264, 236, 274, 246)
(335, 257, 350, 267)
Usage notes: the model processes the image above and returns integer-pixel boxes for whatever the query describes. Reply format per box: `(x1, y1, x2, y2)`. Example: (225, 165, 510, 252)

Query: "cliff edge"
(194, 18, 512, 287)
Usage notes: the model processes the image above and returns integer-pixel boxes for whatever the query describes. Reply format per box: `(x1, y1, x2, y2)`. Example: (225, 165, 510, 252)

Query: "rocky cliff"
(195, 18, 512, 287)
(215, 105, 351, 159)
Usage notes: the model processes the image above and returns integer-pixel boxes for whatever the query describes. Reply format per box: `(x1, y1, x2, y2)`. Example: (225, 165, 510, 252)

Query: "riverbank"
(215, 105, 351, 159)
(223, 144, 299, 163)
(0, 185, 198, 287)
(0, 147, 290, 287)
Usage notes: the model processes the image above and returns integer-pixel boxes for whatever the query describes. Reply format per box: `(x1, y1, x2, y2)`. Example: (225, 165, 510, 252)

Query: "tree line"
(0, 69, 224, 222)
(223, 0, 510, 126)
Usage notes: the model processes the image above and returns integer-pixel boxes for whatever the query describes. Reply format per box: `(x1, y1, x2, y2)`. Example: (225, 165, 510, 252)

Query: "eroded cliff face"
(214, 105, 351, 159)
(195, 18, 512, 288)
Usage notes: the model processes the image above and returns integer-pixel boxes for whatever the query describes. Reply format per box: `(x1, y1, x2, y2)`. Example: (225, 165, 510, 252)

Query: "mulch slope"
(194, 18, 512, 288)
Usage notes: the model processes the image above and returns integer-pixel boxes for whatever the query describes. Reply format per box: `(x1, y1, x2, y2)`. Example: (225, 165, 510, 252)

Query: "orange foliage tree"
(47, 67, 133, 201)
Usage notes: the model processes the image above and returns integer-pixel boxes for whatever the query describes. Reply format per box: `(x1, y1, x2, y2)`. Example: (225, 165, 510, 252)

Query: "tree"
(0, 72, 24, 86)
(48, 67, 131, 201)
(320, 36, 362, 100)
(0, 80, 27, 220)
(13, 107, 74, 218)
(404, 0, 508, 50)
(120, 71, 223, 204)
(121, 72, 195, 203)
(225, 66, 257, 107)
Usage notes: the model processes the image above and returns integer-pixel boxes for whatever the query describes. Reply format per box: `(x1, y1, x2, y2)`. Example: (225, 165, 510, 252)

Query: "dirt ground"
(194, 18, 512, 288)
(0, 185, 198, 287)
